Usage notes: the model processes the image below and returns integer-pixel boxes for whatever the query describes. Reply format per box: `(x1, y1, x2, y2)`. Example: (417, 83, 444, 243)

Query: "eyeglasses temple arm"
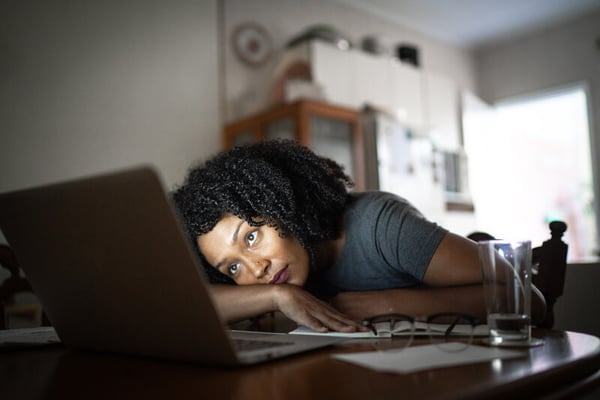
(444, 319, 459, 338)
(362, 320, 378, 336)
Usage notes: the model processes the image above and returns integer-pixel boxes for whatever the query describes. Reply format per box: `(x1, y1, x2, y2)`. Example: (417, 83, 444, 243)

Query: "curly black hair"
(172, 139, 353, 285)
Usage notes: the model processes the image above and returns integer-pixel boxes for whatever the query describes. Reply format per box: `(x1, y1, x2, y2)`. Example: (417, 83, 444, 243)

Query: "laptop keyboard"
(232, 338, 293, 352)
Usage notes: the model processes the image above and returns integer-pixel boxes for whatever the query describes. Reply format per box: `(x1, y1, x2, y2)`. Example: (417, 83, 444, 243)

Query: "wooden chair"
(532, 221, 568, 329)
(0, 244, 45, 329)
(467, 220, 569, 329)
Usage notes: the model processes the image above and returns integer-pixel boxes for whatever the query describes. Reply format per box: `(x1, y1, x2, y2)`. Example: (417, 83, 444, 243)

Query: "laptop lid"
(0, 166, 339, 365)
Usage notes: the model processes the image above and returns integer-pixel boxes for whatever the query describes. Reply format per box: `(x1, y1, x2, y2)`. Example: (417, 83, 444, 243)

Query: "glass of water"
(478, 240, 543, 347)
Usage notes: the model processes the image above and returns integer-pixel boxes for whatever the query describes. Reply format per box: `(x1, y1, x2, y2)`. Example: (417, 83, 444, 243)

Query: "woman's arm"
(331, 232, 546, 324)
(209, 284, 366, 332)
(331, 284, 486, 320)
(425, 232, 546, 323)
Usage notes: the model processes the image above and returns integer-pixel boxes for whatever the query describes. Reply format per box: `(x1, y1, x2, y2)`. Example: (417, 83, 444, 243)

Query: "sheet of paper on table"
(0, 326, 61, 350)
(332, 343, 525, 374)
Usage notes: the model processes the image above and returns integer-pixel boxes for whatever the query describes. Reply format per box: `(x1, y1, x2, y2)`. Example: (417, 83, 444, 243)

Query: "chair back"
(468, 221, 569, 329)
(532, 221, 569, 329)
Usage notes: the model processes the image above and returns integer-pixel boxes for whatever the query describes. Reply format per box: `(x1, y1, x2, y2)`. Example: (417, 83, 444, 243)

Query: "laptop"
(0, 166, 342, 365)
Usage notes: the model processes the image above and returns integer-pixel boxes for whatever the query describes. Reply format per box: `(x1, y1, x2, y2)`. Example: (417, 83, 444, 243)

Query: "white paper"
(0, 326, 61, 350)
(332, 344, 524, 374)
(290, 325, 378, 338)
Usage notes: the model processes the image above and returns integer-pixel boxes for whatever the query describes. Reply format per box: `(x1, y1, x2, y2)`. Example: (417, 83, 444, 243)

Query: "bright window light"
(464, 86, 597, 261)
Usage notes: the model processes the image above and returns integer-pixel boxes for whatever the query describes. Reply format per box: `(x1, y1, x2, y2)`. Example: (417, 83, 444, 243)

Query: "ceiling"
(334, 0, 600, 49)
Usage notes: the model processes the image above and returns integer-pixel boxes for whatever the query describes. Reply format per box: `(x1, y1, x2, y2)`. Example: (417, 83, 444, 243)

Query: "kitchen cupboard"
(308, 41, 424, 129)
(423, 72, 461, 151)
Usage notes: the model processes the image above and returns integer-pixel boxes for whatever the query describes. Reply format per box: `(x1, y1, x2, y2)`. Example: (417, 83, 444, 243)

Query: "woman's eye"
(246, 230, 258, 246)
(228, 263, 240, 276)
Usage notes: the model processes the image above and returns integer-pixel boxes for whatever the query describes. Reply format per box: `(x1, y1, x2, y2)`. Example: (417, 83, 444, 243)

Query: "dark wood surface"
(2, 329, 599, 400)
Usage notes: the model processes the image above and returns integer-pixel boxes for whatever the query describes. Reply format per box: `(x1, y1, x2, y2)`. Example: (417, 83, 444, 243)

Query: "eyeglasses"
(361, 312, 482, 352)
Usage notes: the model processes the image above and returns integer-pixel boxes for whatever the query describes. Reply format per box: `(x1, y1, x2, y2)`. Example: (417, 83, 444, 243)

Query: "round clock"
(232, 23, 273, 67)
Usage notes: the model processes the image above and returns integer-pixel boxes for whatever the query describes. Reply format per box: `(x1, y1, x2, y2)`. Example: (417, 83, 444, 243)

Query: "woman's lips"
(269, 266, 289, 284)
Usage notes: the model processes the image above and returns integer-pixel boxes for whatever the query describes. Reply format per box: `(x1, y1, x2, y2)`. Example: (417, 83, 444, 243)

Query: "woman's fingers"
(274, 285, 367, 332)
(297, 307, 360, 332)
(311, 303, 364, 331)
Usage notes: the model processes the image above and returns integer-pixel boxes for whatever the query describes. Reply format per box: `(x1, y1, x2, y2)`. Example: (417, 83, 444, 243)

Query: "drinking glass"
(478, 240, 543, 347)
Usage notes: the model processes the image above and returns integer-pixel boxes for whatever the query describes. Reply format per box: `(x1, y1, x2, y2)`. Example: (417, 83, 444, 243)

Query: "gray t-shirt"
(323, 191, 448, 291)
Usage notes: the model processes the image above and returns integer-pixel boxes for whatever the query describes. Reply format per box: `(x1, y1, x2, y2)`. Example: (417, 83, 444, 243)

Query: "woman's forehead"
(207, 214, 245, 235)
(196, 215, 244, 263)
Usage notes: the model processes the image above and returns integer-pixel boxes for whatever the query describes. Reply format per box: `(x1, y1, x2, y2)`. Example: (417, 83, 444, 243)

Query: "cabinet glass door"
(265, 118, 294, 141)
(310, 116, 355, 183)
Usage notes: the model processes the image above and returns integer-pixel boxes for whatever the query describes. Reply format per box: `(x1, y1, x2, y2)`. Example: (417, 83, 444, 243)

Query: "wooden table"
(2, 329, 599, 400)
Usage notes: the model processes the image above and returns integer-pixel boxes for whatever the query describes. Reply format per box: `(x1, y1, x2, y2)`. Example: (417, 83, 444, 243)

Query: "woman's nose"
(248, 259, 270, 279)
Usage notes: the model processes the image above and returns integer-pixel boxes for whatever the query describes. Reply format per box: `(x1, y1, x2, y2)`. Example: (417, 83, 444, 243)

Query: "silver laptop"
(0, 166, 341, 365)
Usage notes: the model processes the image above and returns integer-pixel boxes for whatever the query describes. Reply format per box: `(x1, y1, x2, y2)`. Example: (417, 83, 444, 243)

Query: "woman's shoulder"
(347, 191, 414, 213)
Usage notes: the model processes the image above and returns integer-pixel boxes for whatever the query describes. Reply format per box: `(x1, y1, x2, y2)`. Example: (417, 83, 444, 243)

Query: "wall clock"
(232, 22, 273, 67)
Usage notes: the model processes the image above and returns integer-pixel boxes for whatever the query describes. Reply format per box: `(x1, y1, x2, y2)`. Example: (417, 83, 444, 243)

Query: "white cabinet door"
(311, 41, 425, 129)
(390, 61, 424, 128)
(353, 50, 393, 111)
(424, 72, 460, 151)
(310, 41, 358, 108)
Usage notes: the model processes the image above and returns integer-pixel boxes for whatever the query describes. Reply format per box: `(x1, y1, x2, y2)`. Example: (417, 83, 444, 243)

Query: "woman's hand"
(272, 284, 367, 333)
(209, 283, 366, 332)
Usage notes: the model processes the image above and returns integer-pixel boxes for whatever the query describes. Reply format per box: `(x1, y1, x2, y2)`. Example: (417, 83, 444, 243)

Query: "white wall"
(0, 0, 221, 194)
(223, 0, 477, 122)
(475, 10, 600, 249)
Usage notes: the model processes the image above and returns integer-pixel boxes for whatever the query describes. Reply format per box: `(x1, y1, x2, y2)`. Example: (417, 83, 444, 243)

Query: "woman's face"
(197, 214, 310, 286)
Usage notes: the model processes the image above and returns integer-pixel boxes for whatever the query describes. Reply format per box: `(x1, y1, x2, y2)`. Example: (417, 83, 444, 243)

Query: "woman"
(173, 139, 545, 332)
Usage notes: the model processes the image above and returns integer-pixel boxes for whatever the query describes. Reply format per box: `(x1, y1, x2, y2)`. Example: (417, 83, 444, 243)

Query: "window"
(463, 85, 597, 261)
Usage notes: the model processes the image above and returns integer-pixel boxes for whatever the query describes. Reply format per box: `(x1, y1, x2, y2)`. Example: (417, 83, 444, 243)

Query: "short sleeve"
(325, 192, 448, 291)
(371, 193, 448, 280)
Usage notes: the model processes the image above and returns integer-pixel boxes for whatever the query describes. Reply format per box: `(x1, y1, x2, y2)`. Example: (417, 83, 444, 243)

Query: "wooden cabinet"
(223, 100, 365, 190)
